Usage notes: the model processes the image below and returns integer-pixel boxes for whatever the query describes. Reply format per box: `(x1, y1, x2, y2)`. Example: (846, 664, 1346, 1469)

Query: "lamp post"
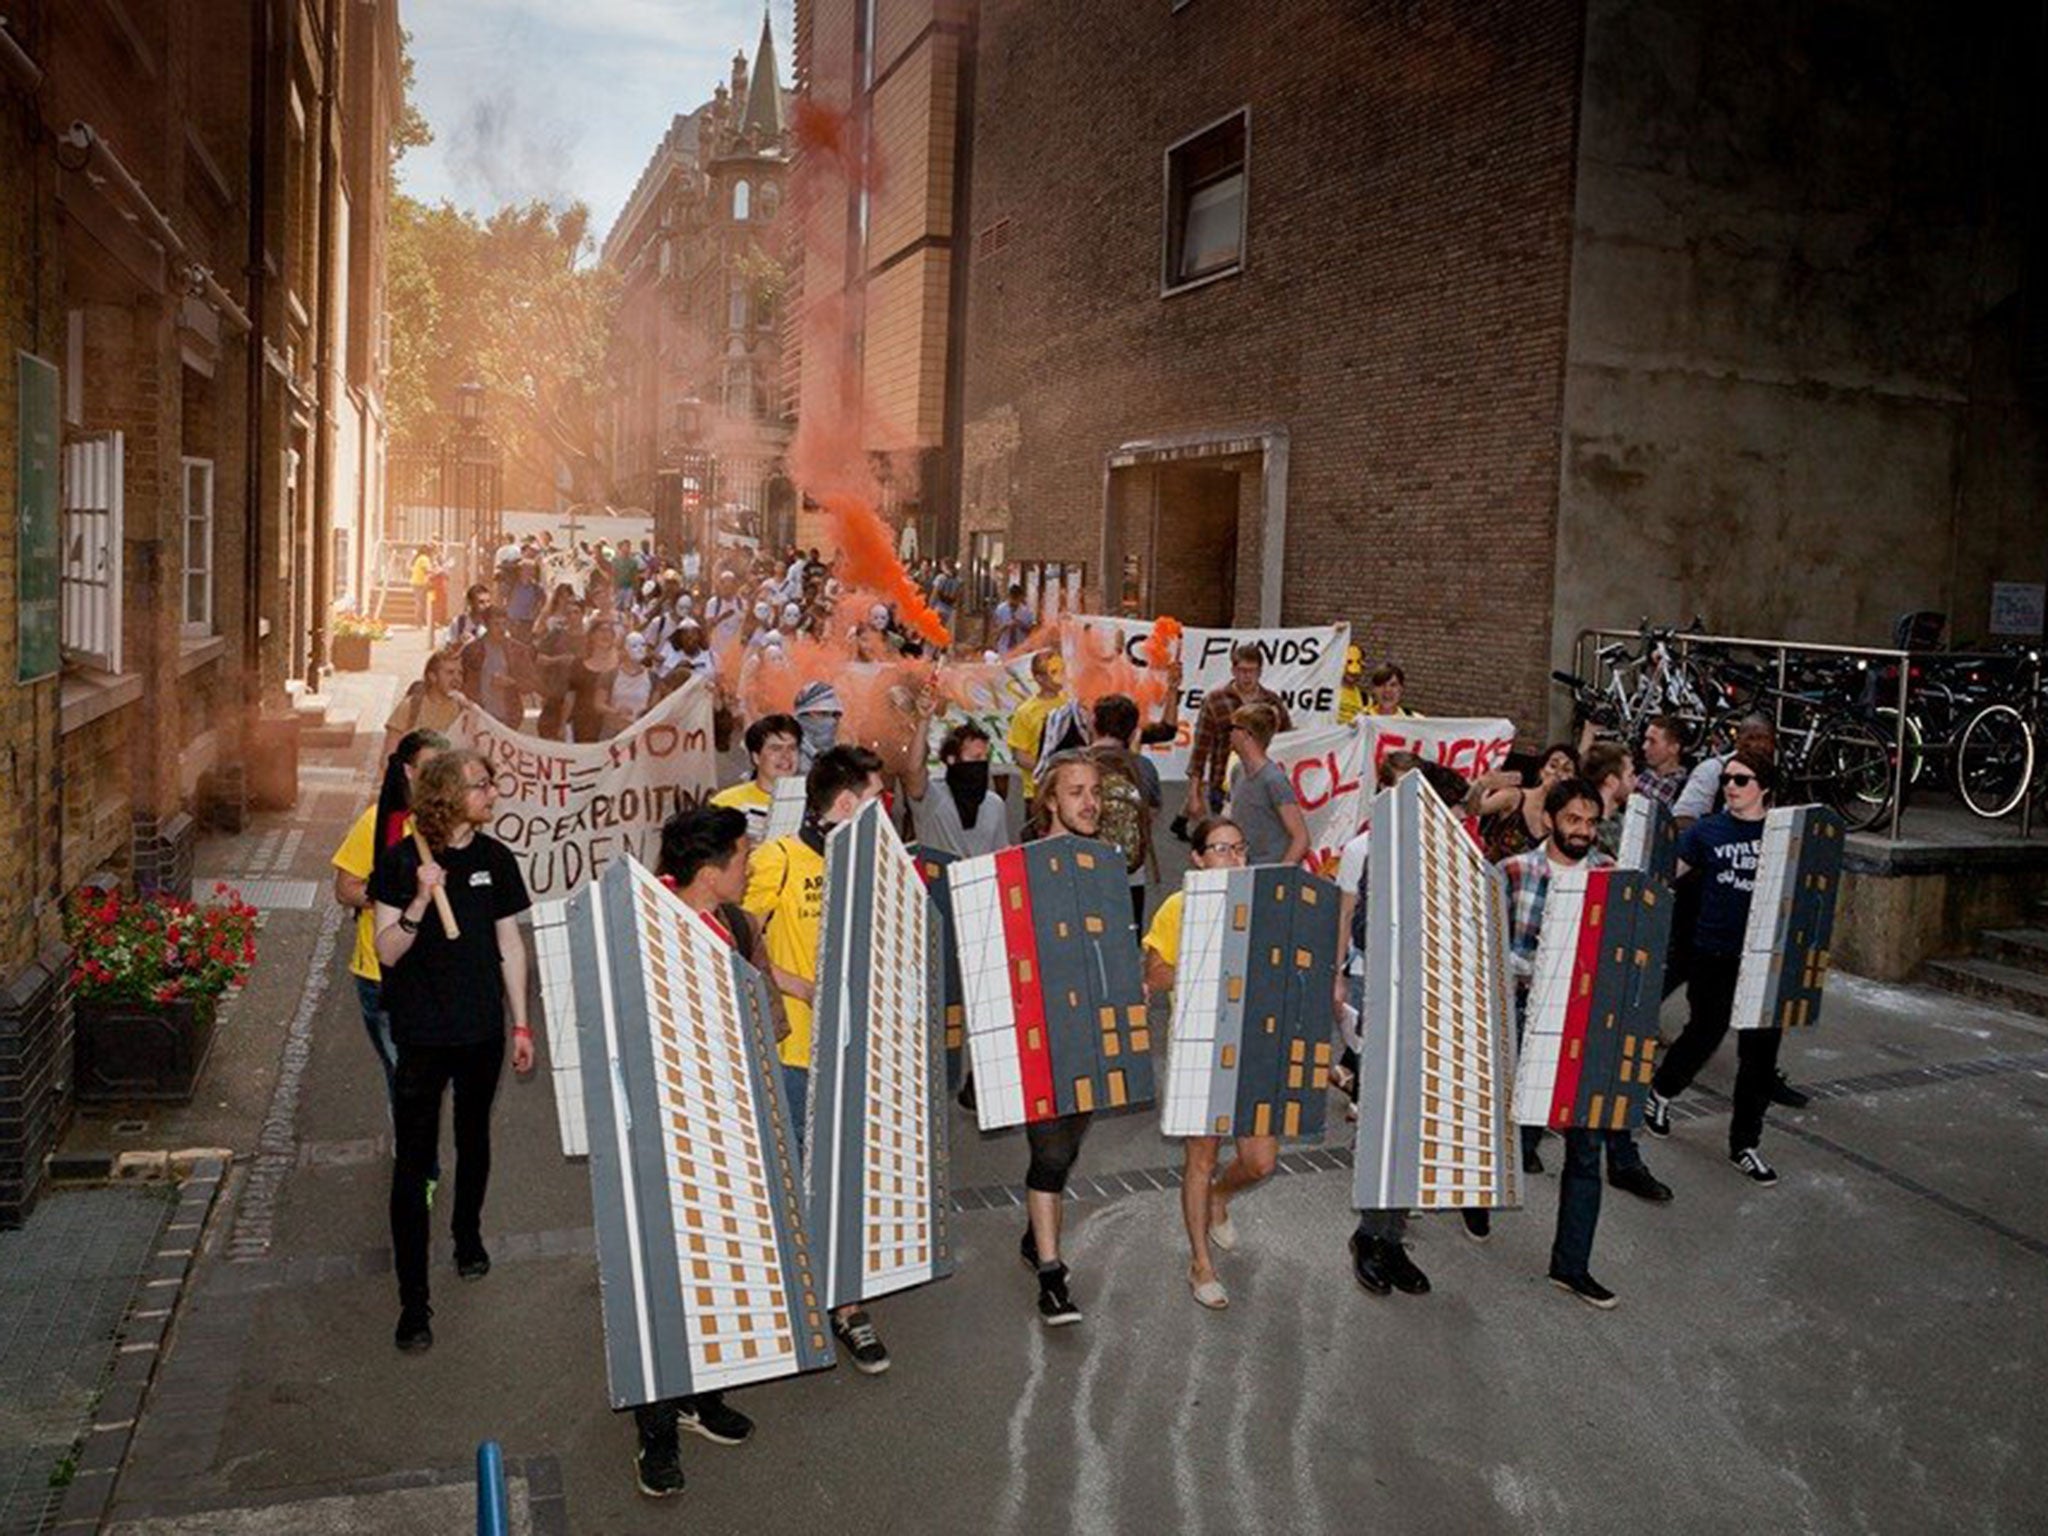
(656, 395, 713, 560)
(449, 380, 498, 584)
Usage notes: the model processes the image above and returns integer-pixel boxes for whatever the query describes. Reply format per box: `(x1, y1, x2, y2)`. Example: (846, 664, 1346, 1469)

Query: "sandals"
(1189, 1273, 1229, 1310)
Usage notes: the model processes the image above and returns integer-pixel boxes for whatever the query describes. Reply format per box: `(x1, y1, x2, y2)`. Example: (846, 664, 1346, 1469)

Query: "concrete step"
(301, 711, 359, 749)
(1980, 928, 2048, 975)
(1923, 956, 2048, 1018)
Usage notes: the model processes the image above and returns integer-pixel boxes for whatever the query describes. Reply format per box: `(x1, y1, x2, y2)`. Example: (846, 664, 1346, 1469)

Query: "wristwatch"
(398, 915, 420, 934)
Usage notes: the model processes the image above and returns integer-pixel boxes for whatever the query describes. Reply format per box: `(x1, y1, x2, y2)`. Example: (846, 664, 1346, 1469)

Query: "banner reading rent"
(444, 679, 719, 899)
(1060, 615, 1350, 779)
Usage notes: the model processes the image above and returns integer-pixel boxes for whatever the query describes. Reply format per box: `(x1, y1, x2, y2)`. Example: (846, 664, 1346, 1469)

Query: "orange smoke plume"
(1144, 616, 1184, 671)
(823, 493, 952, 650)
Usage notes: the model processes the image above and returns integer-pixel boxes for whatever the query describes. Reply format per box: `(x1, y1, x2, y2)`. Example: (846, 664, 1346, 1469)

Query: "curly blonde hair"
(411, 748, 488, 850)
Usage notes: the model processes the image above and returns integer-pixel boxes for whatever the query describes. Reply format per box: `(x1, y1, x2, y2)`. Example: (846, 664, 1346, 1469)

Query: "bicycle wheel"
(1871, 708, 1925, 786)
(1954, 704, 2035, 819)
(1807, 718, 1895, 832)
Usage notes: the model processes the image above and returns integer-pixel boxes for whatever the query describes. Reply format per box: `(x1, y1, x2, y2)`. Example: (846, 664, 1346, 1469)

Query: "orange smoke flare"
(824, 493, 952, 649)
(1143, 616, 1184, 670)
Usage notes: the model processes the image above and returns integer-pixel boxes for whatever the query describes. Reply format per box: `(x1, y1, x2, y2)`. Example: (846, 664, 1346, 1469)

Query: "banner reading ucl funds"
(1060, 615, 1350, 780)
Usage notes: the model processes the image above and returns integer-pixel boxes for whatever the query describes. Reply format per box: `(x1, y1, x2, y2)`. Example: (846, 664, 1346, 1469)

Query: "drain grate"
(218, 877, 321, 910)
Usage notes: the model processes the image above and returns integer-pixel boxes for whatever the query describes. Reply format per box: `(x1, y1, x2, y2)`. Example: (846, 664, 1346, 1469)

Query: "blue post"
(476, 1439, 509, 1536)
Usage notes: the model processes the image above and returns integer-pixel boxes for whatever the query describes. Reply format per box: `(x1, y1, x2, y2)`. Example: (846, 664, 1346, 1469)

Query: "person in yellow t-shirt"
(742, 742, 893, 1373)
(1337, 644, 1367, 726)
(1365, 662, 1421, 718)
(710, 712, 801, 844)
(1143, 814, 1277, 1313)
(331, 729, 447, 1180)
(1005, 651, 1068, 800)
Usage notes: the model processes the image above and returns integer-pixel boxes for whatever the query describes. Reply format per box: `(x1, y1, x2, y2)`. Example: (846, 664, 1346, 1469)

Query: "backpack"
(1088, 746, 1151, 875)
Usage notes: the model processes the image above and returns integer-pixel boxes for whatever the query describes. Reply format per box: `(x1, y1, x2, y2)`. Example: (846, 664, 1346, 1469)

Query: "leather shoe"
(1607, 1164, 1674, 1203)
(1348, 1231, 1392, 1295)
(1769, 1073, 1810, 1109)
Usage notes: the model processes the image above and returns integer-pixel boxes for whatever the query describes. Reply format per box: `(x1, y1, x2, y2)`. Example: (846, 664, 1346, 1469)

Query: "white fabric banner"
(444, 679, 720, 899)
(1060, 615, 1349, 779)
(1266, 715, 1519, 878)
(929, 652, 1041, 767)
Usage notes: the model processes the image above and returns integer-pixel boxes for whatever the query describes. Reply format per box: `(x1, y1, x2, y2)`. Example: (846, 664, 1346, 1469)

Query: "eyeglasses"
(1723, 773, 1758, 788)
(1199, 840, 1249, 856)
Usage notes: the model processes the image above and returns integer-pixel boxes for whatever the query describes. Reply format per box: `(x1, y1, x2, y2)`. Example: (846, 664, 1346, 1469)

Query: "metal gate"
(61, 430, 123, 673)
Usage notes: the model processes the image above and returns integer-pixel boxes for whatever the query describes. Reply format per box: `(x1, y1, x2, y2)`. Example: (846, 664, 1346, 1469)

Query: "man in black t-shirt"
(369, 748, 533, 1352)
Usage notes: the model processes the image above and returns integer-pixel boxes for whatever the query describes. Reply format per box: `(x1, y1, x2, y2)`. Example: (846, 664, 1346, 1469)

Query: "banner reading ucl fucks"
(444, 680, 720, 899)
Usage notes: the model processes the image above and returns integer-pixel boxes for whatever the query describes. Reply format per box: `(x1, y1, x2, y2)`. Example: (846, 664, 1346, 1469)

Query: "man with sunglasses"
(370, 749, 533, 1353)
(1642, 750, 1787, 1184)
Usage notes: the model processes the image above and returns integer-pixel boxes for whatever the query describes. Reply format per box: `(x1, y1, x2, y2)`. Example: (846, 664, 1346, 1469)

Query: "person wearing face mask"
(1642, 750, 1788, 1185)
(1337, 645, 1367, 725)
(900, 719, 1009, 859)
(742, 745, 895, 1375)
(1491, 778, 1646, 1309)
(792, 681, 843, 770)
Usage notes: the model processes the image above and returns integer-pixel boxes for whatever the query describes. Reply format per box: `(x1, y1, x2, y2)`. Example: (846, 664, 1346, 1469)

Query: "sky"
(396, 0, 795, 245)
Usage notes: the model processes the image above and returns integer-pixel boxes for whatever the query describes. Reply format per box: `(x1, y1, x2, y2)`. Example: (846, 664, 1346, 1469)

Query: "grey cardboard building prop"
(1159, 865, 1341, 1140)
(1351, 774, 1521, 1213)
(807, 802, 955, 1311)
(1732, 805, 1846, 1032)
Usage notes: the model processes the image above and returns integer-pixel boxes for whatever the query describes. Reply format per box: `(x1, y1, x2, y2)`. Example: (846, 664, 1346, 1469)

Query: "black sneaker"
(1769, 1074, 1811, 1109)
(833, 1309, 891, 1374)
(1641, 1090, 1673, 1138)
(1730, 1148, 1779, 1185)
(1036, 1264, 1082, 1326)
(1019, 1224, 1041, 1271)
(394, 1304, 434, 1352)
(456, 1243, 491, 1281)
(678, 1392, 754, 1446)
(1348, 1231, 1392, 1295)
(1461, 1209, 1492, 1242)
(635, 1443, 685, 1498)
(1378, 1239, 1431, 1296)
(1608, 1164, 1674, 1203)
(957, 1075, 978, 1113)
(1549, 1270, 1619, 1310)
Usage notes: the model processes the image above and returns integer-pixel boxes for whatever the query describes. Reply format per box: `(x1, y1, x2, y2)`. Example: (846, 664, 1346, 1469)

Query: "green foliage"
(393, 28, 433, 166)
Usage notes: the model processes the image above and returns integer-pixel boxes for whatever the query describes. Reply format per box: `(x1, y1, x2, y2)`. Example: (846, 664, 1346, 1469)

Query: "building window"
(1163, 109, 1248, 293)
(724, 362, 755, 418)
(733, 179, 751, 221)
(182, 456, 215, 633)
(728, 273, 750, 332)
(967, 530, 1006, 614)
(758, 182, 781, 220)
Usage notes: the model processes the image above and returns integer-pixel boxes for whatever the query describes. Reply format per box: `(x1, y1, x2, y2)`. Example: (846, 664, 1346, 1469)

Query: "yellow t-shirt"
(333, 806, 382, 981)
(384, 690, 463, 738)
(1142, 890, 1185, 969)
(1337, 685, 1365, 726)
(710, 780, 773, 842)
(743, 835, 826, 1069)
(1006, 693, 1061, 798)
(410, 553, 432, 588)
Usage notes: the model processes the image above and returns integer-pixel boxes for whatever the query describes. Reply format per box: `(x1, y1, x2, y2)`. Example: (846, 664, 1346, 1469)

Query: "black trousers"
(390, 1036, 504, 1308)
(1651, 953, 1783, 1155)
(1024, 1112, 1092, 1194)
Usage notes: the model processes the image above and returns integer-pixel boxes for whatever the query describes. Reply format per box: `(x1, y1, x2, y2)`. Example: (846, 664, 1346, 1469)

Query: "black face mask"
(944, 760, 991, 826)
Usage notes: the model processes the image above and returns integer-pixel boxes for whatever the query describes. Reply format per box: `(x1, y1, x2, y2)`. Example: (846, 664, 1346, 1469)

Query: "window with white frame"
(181, 456, 215, 632)
(1163, 109, 1249, 292)
(733, 179, 751, 221)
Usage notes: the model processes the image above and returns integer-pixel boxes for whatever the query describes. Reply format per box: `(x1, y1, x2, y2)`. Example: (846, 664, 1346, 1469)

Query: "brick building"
(788, 0, 975, 556)
(602, 18, 798, 551)
(0, 0, 401, 1223)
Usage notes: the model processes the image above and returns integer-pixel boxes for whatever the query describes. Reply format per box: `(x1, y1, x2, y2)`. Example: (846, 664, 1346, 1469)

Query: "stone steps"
(1923, 955, 2048, 1018)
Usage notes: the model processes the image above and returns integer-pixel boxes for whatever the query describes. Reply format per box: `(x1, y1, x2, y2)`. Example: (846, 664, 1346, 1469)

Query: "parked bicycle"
(1953, 652, 2047, 820)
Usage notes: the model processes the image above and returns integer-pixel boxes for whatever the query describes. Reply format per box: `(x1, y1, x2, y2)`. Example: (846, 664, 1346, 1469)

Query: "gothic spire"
(740, 8, 785, 141)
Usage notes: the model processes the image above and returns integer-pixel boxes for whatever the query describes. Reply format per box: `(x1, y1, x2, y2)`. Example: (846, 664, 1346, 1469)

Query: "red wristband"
(512, 1024, 533, 1037)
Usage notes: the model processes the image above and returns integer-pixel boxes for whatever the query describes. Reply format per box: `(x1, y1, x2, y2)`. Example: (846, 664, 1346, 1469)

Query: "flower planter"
(331, 633, 373, 672)
(73, 996, 217, 1104)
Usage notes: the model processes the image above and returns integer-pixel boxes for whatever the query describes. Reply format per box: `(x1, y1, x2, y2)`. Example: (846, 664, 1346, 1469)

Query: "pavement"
(24, 623, 2048, 1533)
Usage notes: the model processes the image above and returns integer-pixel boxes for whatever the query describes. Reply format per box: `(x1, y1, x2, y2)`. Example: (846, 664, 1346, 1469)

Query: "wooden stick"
(412, 830, 461, 939)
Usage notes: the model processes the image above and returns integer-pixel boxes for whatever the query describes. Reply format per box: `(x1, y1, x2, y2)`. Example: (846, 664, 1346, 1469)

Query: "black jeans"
(1549, 1128, 1604, 1280)
(1024, 1113, 1092, 1194)
(1652, 952, 1784, 1155)
(632, 1394, 723, 1456)
(390, 1037, 504, 1308)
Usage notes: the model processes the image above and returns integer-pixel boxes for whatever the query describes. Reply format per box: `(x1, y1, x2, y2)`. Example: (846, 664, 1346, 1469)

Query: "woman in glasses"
(1641, 748, 1785, 1185)
(1143, 817, 1278, 1310)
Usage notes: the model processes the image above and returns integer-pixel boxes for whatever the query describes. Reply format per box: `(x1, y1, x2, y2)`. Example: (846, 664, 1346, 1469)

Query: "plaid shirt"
(1635, 765, 1687, 809)
(1186, 682, 1292, 789)
(1499, 843, 1614, 989)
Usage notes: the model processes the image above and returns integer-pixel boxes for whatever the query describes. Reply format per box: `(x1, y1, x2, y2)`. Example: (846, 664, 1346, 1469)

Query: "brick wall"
(960, 0, 1584, 734)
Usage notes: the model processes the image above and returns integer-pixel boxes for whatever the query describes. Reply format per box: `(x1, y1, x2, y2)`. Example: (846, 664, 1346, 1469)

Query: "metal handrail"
(476, 1441, 509, 1536)
(1570, 626, 1914, 839)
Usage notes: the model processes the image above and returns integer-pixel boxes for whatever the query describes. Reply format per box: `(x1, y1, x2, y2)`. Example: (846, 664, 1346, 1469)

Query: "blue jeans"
(1550, 1128, 1604, 1280)
(355, 976, 439, 1182)
(781, 1065, 809, 1163)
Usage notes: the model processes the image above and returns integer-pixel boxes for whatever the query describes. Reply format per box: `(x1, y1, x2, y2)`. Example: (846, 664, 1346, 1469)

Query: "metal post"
(1890, 649, 1909, 840)
(1774, 646, 1788, 741)
(2024, 650, 2040, 842)
(476, 1440, 508, 1536)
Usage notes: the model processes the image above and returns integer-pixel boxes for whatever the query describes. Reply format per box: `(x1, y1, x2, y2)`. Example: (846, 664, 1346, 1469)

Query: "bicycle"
(1953, 653, 2045, 819)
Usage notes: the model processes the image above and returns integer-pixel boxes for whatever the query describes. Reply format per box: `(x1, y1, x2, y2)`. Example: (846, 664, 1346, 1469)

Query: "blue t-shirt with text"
(1676, 811, 1765, 956)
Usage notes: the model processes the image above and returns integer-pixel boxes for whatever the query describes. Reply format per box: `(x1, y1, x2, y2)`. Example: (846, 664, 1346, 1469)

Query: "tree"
(393, 28, 432, 168)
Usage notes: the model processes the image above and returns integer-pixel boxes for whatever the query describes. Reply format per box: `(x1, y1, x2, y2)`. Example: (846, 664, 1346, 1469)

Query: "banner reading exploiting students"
(443, 679, 720, 900)
(1265, 715, 1518, 877)
(1060, 615, 1350, 779)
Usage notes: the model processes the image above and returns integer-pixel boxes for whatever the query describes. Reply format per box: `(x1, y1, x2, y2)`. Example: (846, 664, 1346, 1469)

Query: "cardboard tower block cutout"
(764, 775, 807, 842)
(1732, 805, 1847, 1032)
(1352, 773, 1521, 1213)
(1619, 795, 1678, 883)
(562, 858, 835, 1408)
(806, 802, 955, 1311)
(533, 899, 589, 1159)
(910, 845, 968, 1089)
(951, 837, 1153, 1132)
(1513, 867, 1674, 1133)
(1159, 866, 1342, 1140)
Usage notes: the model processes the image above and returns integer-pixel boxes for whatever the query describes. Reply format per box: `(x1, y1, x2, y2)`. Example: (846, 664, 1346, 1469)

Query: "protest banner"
(444, 679, 719, 899)
(1266, 715, 1518, 877)
(928, 652, 1040, 767)
(1060, 615, 1349, 779)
